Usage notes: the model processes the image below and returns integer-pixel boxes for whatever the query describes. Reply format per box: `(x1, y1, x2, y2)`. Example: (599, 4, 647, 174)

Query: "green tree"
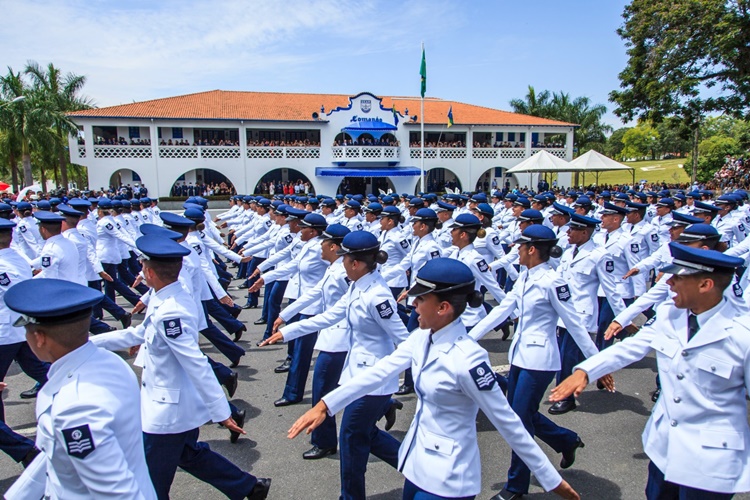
(622, 124, 659, 160)
(509, 86, 552, 117)
(654, 118, 691, 158)
(693, 135, 742, 182)
(605, 127, 631, 160)
(0, 69, 37, 187)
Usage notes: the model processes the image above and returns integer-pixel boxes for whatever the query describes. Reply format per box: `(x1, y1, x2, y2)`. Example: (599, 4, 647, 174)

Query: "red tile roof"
(69, 90, 576, 127)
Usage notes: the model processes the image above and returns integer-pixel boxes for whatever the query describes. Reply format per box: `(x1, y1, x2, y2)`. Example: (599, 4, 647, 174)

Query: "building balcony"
(159, 146, 241, 159)
(331, 146, 399, 161)
(93, 145, 152, 159)
(247, 146, 320, 159)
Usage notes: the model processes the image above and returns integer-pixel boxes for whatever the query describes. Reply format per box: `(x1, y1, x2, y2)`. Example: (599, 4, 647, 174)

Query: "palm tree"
(509, 86, 552, 117)
(25, 62, 93, 190)
(0, 68, 36, 187)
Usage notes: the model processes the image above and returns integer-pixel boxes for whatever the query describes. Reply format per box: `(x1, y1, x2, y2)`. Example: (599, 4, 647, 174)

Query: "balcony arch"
(336, 176, 396, 196)
(415, 167, 462, 194)
(254, 168, 313, 196)
(169, 168, 238, 197)
(109, 168, 143, 190)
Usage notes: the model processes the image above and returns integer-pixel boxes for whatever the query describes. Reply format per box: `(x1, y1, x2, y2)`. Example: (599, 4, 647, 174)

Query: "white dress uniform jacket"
(380, 233, 442, 305)
(469, 263, 598, 371)
(623, 220, 659, 296)
(323, 319, 563, 497)
(92, 281, 230, 434)
(8, 342, 156, 500)
(578, 300, 750, 494)
(281, 270, 409, 395)
(61, 229, 91, 287)
(446, 245, 506, 328)
(96, 215, 135, 264)
(13, 216, 41, 261)
(32, 234, 83, 284)
(377, 227, 410, 289)
(0, 248, 32, 344)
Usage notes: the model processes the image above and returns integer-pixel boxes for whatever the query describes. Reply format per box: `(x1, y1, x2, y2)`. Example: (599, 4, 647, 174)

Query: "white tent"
(569, 150, 634, 185)
(505, 150, 581, 173)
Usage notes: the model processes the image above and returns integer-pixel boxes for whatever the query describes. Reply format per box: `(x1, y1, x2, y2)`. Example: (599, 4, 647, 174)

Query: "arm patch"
(284, 235, 293, 243)
(630, 243, 639, 253)
(605, 261, 614, 273)
(400, 240, 408, 249)
(63, 424, 95, 459)
(0, 273, 10, 286)
(477, 259, 489, 272)
(733, 283, 743, 297)
(375, 300, 394, 319)
(469, 361, 496, 391)
(651, 233, 658, 242)
(492, 235, 500, 245)
(556, 285, 571, 302)
(163, 319, 183, 339)
(644, 315, 656, 327)
(41, 256, 51, 268)
(430, 250, 440, 258)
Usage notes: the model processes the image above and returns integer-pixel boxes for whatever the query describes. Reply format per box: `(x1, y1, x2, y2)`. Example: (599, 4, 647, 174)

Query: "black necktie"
(688, 314, 700, 341)
(572, 246, 580, 259)
(605, 233, 610, 243)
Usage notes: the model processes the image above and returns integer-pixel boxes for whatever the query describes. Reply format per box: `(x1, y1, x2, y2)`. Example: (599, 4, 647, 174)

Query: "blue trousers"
(243, 257, 266, 307)
(311, 350, 347, 449)
(403, 479, 475, 500)
(143, 428, 256, 500)
(127, 251, 142, 281)
(595, 297, 635, 351)
(263, 280, 288, 340)
(89, 316, 114, 334)
(505, 366, 578, 494)
(0, 342, 49, 421)
(645, 460, 733, 500)
(88, 280, 127, 320)
(205, 291, 243, 335)
(200, 301, 245, 365)
(401, 308, 420, 388)
(339, 394, 400, 500)
(555, 327, 589, 404)
(0, 420, 35, 463)
(118, 260, 148, 295)
(102, 262, 141, 306)
(282, 314, 317, 402)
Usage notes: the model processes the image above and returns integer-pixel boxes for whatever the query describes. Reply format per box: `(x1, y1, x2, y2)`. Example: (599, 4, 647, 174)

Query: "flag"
(447, 106, 454, 128)
(392, 104, 399, 126)
(420, 47, 426, 98)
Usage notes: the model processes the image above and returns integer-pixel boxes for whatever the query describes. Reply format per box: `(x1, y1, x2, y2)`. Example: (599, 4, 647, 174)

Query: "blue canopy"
(341, 121, 397, 132)
(316, 167, 421, 177)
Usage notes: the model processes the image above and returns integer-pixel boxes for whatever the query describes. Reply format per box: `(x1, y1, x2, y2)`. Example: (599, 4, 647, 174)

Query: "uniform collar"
(37, 341, 98, 415)
(429, 318, 465, 354)
(150, 281, 183, 308)
(353, 270, 378, 291)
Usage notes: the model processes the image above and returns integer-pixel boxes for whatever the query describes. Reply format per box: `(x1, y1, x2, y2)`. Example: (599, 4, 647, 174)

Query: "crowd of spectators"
(249, 139, 320, 147)
(409, 140, 466, 148)
(255, 179, 311, 196)
(333, 137, 398, 147)
(711, 155, 750, 190)
(92, 137, 151, 146)
(171, 182, 236, 197)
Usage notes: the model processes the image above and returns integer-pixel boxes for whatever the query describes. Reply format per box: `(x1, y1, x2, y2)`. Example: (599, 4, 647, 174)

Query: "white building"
(68, 90, 577, 197)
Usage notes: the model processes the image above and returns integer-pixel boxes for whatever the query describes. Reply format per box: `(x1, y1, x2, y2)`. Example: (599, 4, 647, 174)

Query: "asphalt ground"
(1, 213, 749, 499)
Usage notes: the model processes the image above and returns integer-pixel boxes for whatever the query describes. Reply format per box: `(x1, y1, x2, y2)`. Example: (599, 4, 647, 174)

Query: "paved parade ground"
(2, 297, 748, 499)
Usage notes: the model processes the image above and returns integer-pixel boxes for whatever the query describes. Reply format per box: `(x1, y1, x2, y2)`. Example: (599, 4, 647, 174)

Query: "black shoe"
(223, 371, 239, 398)
(230, 357, 242, 369)
(20, 383, 41, 399)
(120, 312, 132, 329)
(240, 304, 257, 310)
(490, 487, 524, 500)
(273, 397, 300, 407)
(501, 323, 511, 341)
(395, 384, 414, 395)
(21, 447, 40, 468)
(548, 400, 576, 415)
(303, 445, 336, 459)
(234, 326, 246, 343)
(253, 318, 267, 325)
(384, 399, 403, 431)
(274, 359, 291, 373)
(596, 379, 605, 390)
(229, 306, 241, 319)
(560, 437, 584, 469)
(651, 388, 661, 402)
(230, 409, 246, 444)
(247, 477, 271, 499)
(238, 283, 249, 289)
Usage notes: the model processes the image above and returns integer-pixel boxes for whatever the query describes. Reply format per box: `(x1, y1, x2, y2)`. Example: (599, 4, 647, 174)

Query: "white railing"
(93, 145, 152, 159)
(531, 148, 567, 159)
(200, 146, 241, 159)
(331, 146, 399, 160)
(409, 148, 468, 160)
(77, 145, 86, 158)
(247, 147, 320, 159)
(279, 147, 320, 159)
(160, 146, 198, 159)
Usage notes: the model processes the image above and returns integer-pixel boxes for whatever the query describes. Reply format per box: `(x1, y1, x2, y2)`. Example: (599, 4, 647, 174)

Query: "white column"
(524, 127, 532, 157)
(239, 122, 249, 194)
(149, 121, 161, 196)
(84, 123, 94, 159)
(566, 128, 575, 160)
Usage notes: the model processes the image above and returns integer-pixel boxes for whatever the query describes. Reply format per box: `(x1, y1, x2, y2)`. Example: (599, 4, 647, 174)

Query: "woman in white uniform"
(288, 258, 579, 500)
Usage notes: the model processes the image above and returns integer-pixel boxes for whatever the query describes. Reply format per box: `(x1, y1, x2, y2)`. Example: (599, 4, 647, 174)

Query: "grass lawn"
(580, 158, 692, 186)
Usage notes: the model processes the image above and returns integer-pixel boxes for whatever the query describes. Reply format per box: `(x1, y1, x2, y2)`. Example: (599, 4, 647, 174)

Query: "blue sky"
(3, 0, 630, 127)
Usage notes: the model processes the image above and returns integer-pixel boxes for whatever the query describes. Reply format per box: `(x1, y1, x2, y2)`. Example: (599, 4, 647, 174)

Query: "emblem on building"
(360, 99, 371, 113)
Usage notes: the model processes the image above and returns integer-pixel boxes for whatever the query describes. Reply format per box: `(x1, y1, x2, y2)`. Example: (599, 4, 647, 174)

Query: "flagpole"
(420, 42, 425, 193)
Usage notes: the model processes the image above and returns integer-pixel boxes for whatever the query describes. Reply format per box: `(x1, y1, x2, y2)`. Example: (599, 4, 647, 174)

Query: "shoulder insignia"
(430, 250, 440, 258)
(469, 361, 496, 391)
(41, 256, 51, 268)
(356, 224, 363, 231)
(284, 234, 293, 243)
(651, 233, 658, 242)
(630, 243, 640, 253)
(477, 259, 489, 272)
(492, 235, 500, 245)
(105, 223, 113, 231)
(0, 273, 10, 286)
(265, 220, 272, 227)
(605, 260, 614, 273)
(63, 424, 95, 459)
(19, 226, 26, 233)
(644, 315, 657, 327)
(133, 214, 139, 221)
(200, 231, 205, 239)
(400, 239, 409, 249)
(733, 282, 743, 297)
(556, 285, 571, 302)
(192, 244, 202, 255)
(163, 319, 183, 339)
(375, 300, 394, 319)
(115, 223, 121, 230)
(739, 224, 746, 232)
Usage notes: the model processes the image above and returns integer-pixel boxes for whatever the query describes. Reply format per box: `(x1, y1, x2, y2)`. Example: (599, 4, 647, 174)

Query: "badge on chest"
(469, 361, 496, 391)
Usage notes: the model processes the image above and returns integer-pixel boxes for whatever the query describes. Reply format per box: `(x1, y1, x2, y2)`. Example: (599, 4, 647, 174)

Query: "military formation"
(0, 186, 749, 500)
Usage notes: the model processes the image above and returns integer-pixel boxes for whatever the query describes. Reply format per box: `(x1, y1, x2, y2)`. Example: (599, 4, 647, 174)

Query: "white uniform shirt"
(380, 233, 442, 305)
(377, 228, 410, 289)
(32, 234, 83, 284)
(61, 229, 91, 286)
(0, 247, 31, 344)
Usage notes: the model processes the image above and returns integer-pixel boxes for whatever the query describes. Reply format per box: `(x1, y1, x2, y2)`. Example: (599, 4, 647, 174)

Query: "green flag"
(420, 48, 426, 98)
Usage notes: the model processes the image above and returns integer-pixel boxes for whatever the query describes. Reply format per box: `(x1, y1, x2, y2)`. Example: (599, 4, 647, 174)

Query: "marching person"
(4, 279, 156, 499)
(552, 243, 750, 500)
(287, 258, 579, 500)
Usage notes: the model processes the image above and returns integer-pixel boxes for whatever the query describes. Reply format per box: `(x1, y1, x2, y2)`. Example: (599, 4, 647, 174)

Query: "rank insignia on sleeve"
(733, 283, 743, 297)
(105, 223, 113, 231)
(739, 224, 746, 232)
(630, 243, 639, 253)
(0, 273, 10, 286)
(192, 245, 202, 255)
(492, 235, 500, 245)
(651, 233, 658, 242)
(477, 259, 489, 272)
(284, 235, 293, 243)
(644, 315, 656, 326)
(19, 226, 26, 233)
(41, 256, 51, 268)
(265, 220, 272, 227)
(605, 261, 614, 273)
(469, 361, 496, 391)
(375, 300, 394, 319)
(63, 424, 95, 459)
(163, 319, 183, 339)
(556, 285, 571, 302)
(400, 240, 408, 249)
(430, 250, 440, 258)
(116, 223, 121, 229)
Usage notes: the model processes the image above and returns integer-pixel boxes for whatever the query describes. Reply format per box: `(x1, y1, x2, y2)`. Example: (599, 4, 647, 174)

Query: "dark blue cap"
(381, 195, 395, 204)
(352, 194, 364, 202)
(98, 199, 113, 209)
(633, 192, 648, 202)
(322, 224, 350, 241)
(504, 193, 518, 202)
(569, 213, 600, 228)
(407, 258, 476, 297)
(573, 196, 592, 208)
(56, 204, 83, 217)
(136, 235, 190, 260)
(285, 207, 310, 221)
(256, 198, 271, 207)
(320, 198, 336, 208)
(656, 198, 675, 208)
(614, 193, 630, 201)
(68, 199, 91, 210)
(87, 197, 99, 204)
(275, 204, 288, 216)
(183, 208, 205, 222)
(513, 224, 558, 244)
(300, 213, 327, 229)
(411, 208, 438, 221)
(533, 194, 547, 203)
(35, 200, 51, 210)
(139, 224, 182, 241)
(674, 223, 720, 243)
(474, 203, 494, 217)
(344, 200, 361, 210)
(409, 197, 425, 207)
(5, 278, 103, 326)
(364, 203, 383, 213)
(551, 202, 574, 216)
(598, 190, 612, 199)
(625, 201, 648, 212)
(33, 211, 65, 223)
(669, 212, 703, 226)
(336, 230, 380, 256)
(140, 197, 151, 204)
(182, 202, 203, 212)
(692, 201, 719, 214)
(0, 219, 16, 230)
(450, 213, 482, 229)
(715, 194, 738, 205)
(379, 206, 402, 218)
(686, 191, 701, 199)
(0, 203, 12, 212)
(662, 241, 742, 275)
(111, 199, 124, 209)
(435, 201, 456, 212)
(307, 198, 319, 205)
(673, 193, 687, 202)
(160, 212, 194, 228)
(471, 193, 487, 203)
(601, 202, 627, 215)
(518, 209, 544, 222)
(513, 197, 531, 209)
